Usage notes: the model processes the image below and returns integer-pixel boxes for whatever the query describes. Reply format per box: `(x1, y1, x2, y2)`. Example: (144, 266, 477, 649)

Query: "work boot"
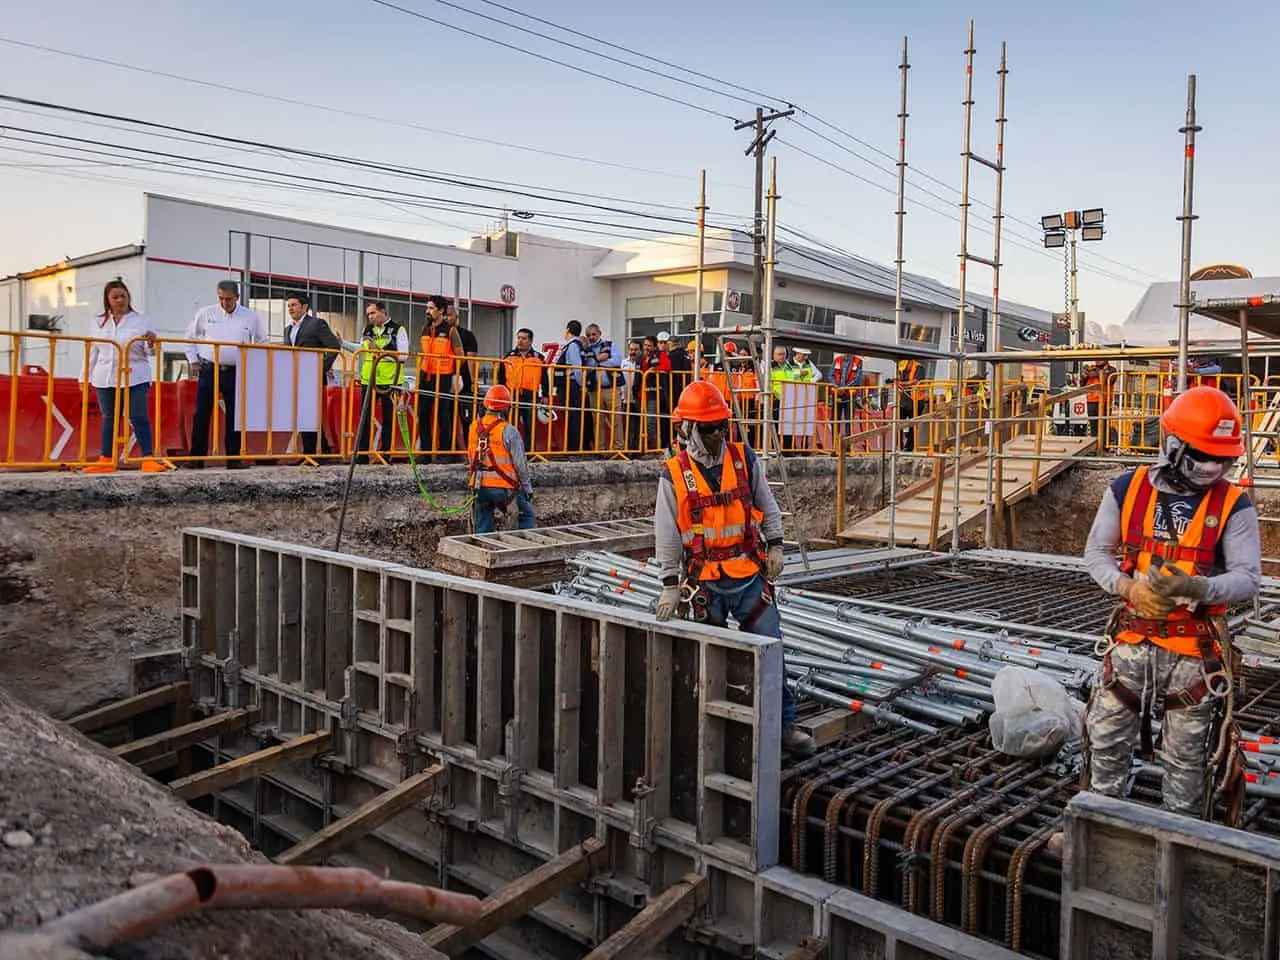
(782, 726, 817, 757)
(81, 455, 116, 474)
(139, 457, 168, 474)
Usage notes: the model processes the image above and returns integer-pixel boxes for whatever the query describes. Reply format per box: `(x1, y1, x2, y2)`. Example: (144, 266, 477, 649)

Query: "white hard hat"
(656, 330, 671, 341)
(536, 404, 558, 424)
(833, 352, 845, 359)
(794, 346, 812, 356)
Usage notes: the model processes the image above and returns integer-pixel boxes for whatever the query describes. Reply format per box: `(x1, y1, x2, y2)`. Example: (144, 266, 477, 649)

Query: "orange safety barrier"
(1, 331, 123, 469)
(123, 336, 348, 467)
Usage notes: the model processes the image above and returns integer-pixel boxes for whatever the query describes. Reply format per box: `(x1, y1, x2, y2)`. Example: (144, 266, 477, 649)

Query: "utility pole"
(1176, 74, 1200, 393)
(736, 107, 794, 326)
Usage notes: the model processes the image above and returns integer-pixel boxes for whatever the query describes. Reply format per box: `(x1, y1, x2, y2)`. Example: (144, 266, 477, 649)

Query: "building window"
(899, 322, 941, 347)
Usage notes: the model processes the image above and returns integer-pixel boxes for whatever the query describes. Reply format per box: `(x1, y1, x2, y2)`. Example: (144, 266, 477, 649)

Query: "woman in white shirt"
(84, 280, 166, 473)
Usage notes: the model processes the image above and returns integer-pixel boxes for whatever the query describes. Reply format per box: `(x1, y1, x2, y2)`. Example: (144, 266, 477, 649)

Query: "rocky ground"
(0, 685, 446, 959)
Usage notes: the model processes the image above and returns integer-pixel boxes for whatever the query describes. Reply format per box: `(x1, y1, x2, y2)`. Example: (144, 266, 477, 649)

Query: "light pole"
(1043, 209, 1105, 374)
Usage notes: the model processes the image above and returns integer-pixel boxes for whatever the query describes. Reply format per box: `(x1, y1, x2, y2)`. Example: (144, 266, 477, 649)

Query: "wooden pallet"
(837, 433, 1097, 547)
(434, 518, 655, 587)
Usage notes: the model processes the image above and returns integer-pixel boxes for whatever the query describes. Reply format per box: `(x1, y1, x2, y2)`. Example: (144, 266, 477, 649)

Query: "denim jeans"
(697, 573, 797, 725)
(473, 487, 536, 534)
(96, 382, 154, 458)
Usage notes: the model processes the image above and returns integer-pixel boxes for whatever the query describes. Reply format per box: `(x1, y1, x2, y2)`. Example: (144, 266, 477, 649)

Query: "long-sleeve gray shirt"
(469, 419, 531, 495)
(1083, 465, 1261, 606)
(655, 441, 784, 580)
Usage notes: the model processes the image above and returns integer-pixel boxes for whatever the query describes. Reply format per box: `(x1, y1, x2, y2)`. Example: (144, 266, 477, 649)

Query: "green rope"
(394, 405, 475, 516)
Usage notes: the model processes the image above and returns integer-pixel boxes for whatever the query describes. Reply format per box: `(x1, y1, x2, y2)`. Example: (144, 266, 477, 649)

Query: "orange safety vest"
(503, 351, 544, 394)
(664, 442, 764, 582)
(706, 369, 732, 402)
(1115, 465, 1242, 657)
(1084, 369, 1103, 404)
(468, 414, 519, 491)
(420, 331, 456, 377)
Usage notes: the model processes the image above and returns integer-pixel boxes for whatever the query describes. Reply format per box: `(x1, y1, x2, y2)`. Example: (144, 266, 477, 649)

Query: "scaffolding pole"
(1176, 74, 1200, 393)
(981, 42, 1008, 549)
(950, 21, 977, 554)
(889, 36, 910, 550)
(693, 169, 707, 377)
(761, 157, 779, 463)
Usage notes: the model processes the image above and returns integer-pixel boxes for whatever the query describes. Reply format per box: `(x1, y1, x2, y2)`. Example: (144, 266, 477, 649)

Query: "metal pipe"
(890, 35, 910, 551)
(693, 169, 707, 377)
(762, 157, 779, 462)
(1176, 74, 1200, 393)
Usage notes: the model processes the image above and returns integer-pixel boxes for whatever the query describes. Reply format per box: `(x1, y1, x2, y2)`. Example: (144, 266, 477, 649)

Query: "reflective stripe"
(665, 442, 762, 582)
(1116, 466, 1241, 657)
(359, 323, 402, 385)
(468, 415, 518, 490)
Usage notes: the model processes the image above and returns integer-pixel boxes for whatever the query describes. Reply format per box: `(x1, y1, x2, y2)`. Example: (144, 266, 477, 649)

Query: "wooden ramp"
(837, 433, 1097, 546)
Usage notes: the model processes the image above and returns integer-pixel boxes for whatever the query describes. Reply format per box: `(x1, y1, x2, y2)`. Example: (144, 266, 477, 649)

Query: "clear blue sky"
(1, 0, 1276, 327)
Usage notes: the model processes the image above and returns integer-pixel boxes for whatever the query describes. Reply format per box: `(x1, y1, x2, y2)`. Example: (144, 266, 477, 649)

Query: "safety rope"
(393, 403, 475, 517)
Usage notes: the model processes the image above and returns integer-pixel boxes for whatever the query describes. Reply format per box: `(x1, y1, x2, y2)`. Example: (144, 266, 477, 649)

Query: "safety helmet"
(483, 383, 512, 412)
(1161, 385, 1244, 458)
(673, 379, 732, 423)
(535, 404, 557, 424)
(656, 330, 671, 342)
(723, 341, 738, 355)
(794, 347, 812, 356)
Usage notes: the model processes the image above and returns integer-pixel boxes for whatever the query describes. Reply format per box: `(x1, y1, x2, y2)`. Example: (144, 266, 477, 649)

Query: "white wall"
(18, 256, 143, 376)
(142, 195, 610, 352)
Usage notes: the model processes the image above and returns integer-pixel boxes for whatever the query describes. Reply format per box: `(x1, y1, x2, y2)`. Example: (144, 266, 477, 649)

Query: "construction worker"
(830, 352, 864, 435)
(1081, 358, 1115, 438)
(467, 384, 535, 534)
(418, 296, 466, 458)
(497, 327, 549, 447)
(653, 380, 817, 757)
(791, 347, 822, 383)
(347, 300, 410, 464)
(1082, 386, 1260, 818)
(895, 358, 926, 451)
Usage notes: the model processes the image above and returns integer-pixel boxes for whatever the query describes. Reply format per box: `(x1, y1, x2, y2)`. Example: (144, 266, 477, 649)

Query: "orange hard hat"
(483, 383, 513, 412)
(1161, 385, 1244, 458)
(724, 341, 738, 354)
(674, 379, 731, 423)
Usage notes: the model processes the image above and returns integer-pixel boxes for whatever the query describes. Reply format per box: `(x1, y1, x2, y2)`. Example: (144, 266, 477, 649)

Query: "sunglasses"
(1182, 444, 1234, 465)
(700, 420, 730, 435)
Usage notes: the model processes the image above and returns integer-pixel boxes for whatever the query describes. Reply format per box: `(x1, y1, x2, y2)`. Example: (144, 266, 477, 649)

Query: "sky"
(1, 0, 1277, 330)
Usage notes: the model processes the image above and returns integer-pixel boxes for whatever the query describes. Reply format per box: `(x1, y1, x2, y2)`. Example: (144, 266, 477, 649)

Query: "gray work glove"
(765, 544, 784, 582)
(1117, 576, 1176, 619)
(1147, 563, 1210, 603)
(656, 584, 681, 621)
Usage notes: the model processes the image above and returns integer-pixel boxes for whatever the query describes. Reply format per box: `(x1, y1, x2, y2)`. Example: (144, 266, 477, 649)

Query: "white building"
(1, 193, 1056, 382)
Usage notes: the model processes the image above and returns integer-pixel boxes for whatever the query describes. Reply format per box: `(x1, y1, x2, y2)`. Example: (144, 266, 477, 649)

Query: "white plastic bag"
(988, 666, 1087, 759)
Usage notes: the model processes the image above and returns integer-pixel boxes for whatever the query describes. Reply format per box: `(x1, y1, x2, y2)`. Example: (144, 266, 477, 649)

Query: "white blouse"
(88, 310, 157, 388)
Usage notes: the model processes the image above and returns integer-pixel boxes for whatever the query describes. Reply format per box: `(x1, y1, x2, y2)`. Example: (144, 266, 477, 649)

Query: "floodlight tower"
(1042, 208, 1105, 352)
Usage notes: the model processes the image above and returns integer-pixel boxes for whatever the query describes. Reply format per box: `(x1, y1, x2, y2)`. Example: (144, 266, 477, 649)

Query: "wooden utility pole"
(735, 107, 794, 326)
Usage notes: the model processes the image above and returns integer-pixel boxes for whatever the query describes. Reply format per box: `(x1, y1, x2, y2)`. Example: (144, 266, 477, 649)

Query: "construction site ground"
(5, 456, 1280, 956)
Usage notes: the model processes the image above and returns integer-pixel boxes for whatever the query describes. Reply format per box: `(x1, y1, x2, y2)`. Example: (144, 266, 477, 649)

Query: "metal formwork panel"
(180, 527, 782, 878)
(1061, 792, 1280, 959)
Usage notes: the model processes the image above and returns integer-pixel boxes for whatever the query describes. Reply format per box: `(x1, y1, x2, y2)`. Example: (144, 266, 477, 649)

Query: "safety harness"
(675, 444, 771, 630)
(469, 416, 520, 490)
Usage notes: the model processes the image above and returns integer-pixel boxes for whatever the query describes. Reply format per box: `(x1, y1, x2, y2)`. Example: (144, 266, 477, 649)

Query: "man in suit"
(284, 293, 342, 457)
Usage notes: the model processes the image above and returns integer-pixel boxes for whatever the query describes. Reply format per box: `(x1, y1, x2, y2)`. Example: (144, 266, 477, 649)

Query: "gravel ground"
(0, 685, 445, 960)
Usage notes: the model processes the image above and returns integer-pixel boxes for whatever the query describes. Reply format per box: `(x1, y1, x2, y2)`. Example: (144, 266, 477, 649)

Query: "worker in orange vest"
(1082, 386, 1260, 818)
(418, 295, 467, 457)
(467, 384, 535, 534)
(1081, 359, 1115, 437)
(653, 380, 816, 756)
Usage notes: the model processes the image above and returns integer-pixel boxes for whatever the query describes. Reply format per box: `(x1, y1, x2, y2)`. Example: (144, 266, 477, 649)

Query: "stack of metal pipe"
(558, 551, 1097, 734)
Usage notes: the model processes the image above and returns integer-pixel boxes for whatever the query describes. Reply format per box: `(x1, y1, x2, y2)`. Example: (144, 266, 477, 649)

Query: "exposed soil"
(0, 685, 445, 959)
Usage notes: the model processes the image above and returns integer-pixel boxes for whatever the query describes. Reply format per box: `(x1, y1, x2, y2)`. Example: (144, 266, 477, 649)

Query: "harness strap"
(739, 579, 774, 632)
(1116, 609, 1213, 637)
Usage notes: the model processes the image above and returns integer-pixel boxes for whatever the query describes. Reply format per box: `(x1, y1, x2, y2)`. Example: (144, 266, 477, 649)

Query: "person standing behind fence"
(585, 324, 622, 450)
(497, 327, 548, 447)
(418, 296, 466, 461)
(283, 293, 342, 459)
(84, 280, 166, 474)
(553, 321, 588, 454)
(346, 301, 410, 463)
(184, 280, 267, 470)
(448, 302, 480, 442)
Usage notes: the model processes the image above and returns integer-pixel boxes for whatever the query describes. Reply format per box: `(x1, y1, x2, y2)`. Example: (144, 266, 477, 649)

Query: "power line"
(0, 35, 738, 188)
(0, 94, 726, 226)
(363, 0, 737, 120)
(467, 0, 792, 108)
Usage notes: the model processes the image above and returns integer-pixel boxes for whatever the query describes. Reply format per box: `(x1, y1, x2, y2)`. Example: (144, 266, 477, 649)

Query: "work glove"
(656, 584, 681, 621)
(765, 544, 784, 582)
(1147, 563, 1210, 603)
(1118, 576, 1176, 619)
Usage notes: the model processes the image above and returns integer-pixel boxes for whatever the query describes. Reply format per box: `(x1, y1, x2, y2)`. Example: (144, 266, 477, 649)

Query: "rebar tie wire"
(19, 864, 482, 955)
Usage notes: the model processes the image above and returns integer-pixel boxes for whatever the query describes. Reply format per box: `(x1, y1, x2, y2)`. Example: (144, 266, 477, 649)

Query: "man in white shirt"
(183, 280, 268, 469)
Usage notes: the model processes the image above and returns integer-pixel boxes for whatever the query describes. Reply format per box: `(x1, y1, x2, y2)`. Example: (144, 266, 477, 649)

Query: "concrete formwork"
(177, 526, 1021, 959)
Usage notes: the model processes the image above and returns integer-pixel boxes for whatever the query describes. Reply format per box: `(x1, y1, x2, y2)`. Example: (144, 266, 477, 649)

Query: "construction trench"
(6, 459, 1280, 959)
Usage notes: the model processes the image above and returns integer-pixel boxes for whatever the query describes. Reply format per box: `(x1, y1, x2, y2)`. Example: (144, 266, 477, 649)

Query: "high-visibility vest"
(707, 369, 732, 401)
(1115, 465, 1242, 657)
(503, 350, 545, 394)
(664, 442, 764, 582)
(468, 414, 519, 491)
(833, 355, 863, 387)
(358, 321, 403, 386)
(420, 331, 456, 377)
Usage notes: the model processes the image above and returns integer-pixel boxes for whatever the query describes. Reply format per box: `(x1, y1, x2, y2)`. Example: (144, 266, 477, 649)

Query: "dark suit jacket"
(285, 314, 342, 373)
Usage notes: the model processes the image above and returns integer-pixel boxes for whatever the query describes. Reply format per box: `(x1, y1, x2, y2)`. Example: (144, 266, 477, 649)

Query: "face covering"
(686, 421, 726, 464)
(1163, 435, 1231, 491)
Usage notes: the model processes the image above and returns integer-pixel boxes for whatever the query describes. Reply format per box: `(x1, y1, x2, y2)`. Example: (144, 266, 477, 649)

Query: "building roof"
(591, 228, 1055, 327)
(1122, 275, 1280, 344)
(4, 244, 144, 282)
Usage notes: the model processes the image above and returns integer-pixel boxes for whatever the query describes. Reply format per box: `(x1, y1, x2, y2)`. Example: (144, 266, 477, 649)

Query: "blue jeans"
(697, 573, 796, 725)
(96, 383, 154, 458)
(473, 487, 536, 534)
